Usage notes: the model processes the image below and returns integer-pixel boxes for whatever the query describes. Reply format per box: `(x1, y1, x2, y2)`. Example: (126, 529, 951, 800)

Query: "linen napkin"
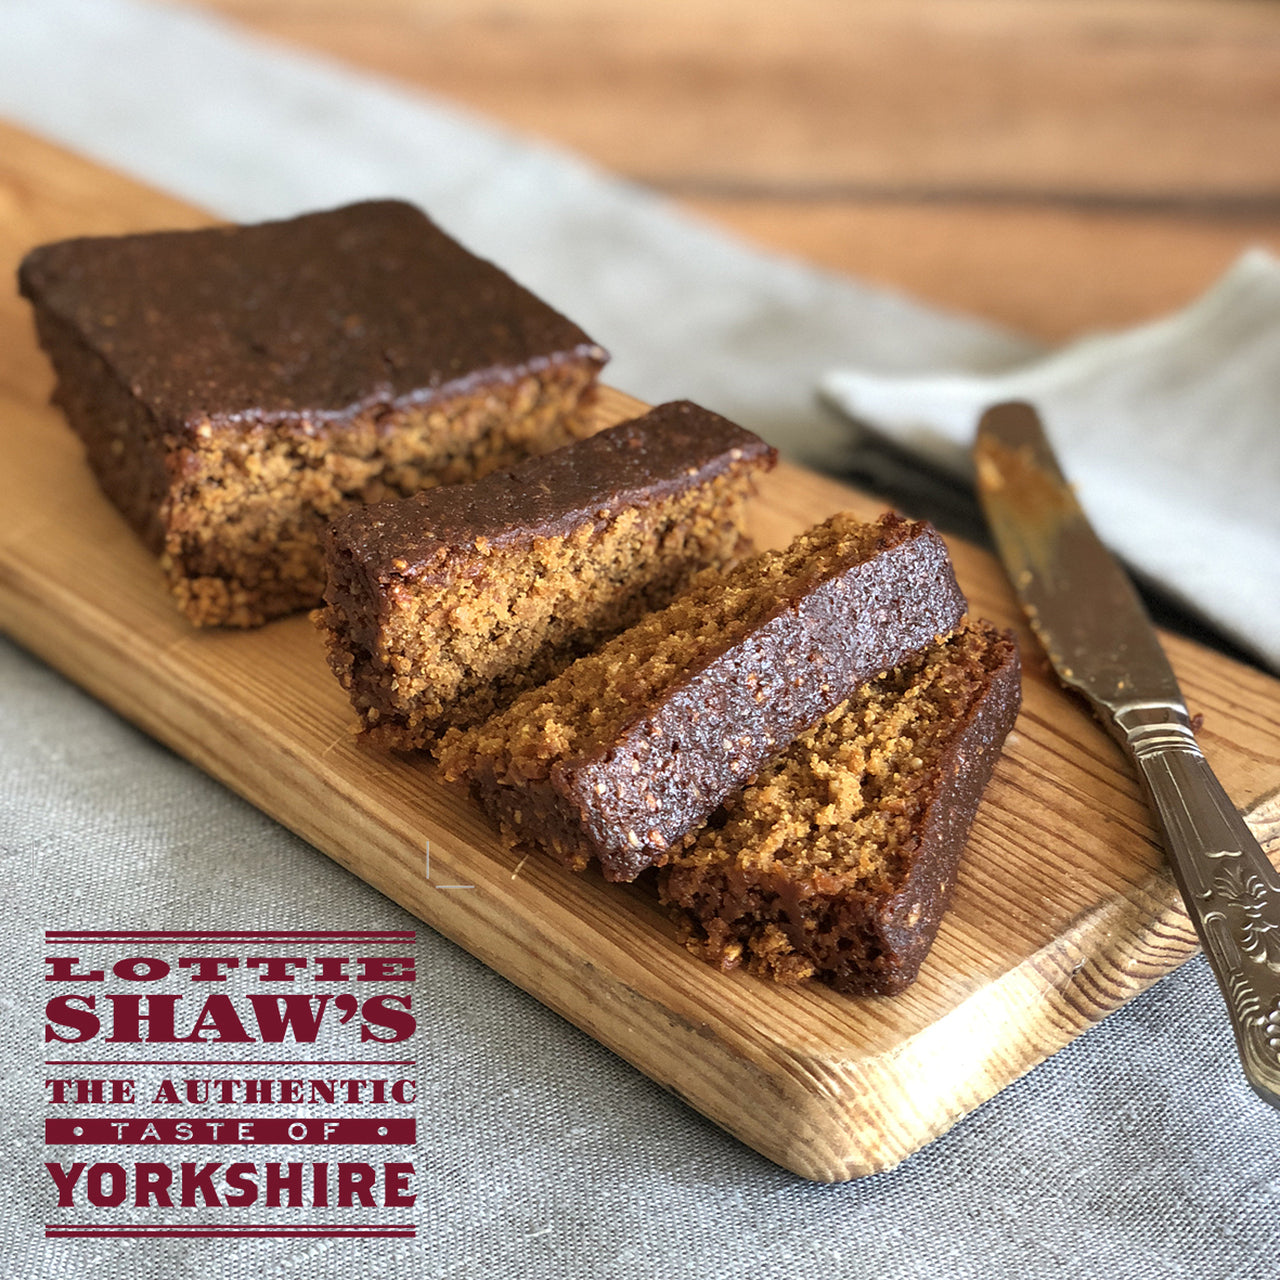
(822, 250, 1280, 672)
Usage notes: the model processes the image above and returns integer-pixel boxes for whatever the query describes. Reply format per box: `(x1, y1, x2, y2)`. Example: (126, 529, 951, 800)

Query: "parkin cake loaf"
(18, 200, 608, 627)
(660, 621, 1020, 994)
(317, 401, 776, 749)
(438, 511, 968, 882)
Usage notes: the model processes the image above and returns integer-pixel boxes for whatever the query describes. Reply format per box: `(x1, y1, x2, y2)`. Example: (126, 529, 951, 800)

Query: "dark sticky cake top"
(325, 401, 776, 582)
(17, 200, 607, 432)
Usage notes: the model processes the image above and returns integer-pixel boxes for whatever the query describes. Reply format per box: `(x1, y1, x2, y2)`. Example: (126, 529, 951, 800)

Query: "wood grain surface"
(2, 127, 1279, 1180)
(174, 0, 1280, 341)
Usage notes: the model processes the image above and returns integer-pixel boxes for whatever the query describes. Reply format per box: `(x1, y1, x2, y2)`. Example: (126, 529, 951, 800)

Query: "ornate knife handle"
(1112, 702, 1280, 1107)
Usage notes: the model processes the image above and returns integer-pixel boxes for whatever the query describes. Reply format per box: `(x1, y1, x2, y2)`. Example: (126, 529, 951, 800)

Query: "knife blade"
(974, 400, 1280, 1108)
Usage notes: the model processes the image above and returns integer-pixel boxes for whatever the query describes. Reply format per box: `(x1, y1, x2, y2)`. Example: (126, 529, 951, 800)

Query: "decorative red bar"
(46, 1225, 416, 1238)
(46, 1117, 415, 1145)
(45, 1060, 414, 1066)
(45, 931, 415, 942)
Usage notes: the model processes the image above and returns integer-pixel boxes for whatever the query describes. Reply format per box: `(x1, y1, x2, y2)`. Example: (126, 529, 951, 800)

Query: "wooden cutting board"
(2, 122, 1278, 1182)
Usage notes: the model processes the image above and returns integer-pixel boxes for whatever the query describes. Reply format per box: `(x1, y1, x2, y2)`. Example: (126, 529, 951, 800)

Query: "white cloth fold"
(822, 251, 1280, 670)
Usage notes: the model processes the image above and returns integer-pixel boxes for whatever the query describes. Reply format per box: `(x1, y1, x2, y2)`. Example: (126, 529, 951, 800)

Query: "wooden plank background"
(172, 0, 1280, 342)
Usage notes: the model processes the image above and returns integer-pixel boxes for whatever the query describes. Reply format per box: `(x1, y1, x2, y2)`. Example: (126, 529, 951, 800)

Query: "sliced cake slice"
(317, 401, 776, 748)
(437, 511, 968, 882)
(660, 621, 1020, 994)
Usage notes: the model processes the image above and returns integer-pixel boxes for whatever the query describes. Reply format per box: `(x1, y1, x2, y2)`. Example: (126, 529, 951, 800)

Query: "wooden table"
(175, 0, 1280, 343)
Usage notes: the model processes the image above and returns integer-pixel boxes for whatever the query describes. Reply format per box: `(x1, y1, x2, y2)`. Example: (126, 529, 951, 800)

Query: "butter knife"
(973, 400, 1280, 1107)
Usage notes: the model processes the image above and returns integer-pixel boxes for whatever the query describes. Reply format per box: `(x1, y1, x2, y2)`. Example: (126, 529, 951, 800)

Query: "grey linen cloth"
(2, 1, 1279, 1277)
(823, 252, 1280, 673)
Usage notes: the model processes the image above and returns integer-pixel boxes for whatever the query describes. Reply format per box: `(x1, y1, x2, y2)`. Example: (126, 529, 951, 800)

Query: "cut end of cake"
(659, 620, 1021, 995)
(163, 360, 604, 628)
